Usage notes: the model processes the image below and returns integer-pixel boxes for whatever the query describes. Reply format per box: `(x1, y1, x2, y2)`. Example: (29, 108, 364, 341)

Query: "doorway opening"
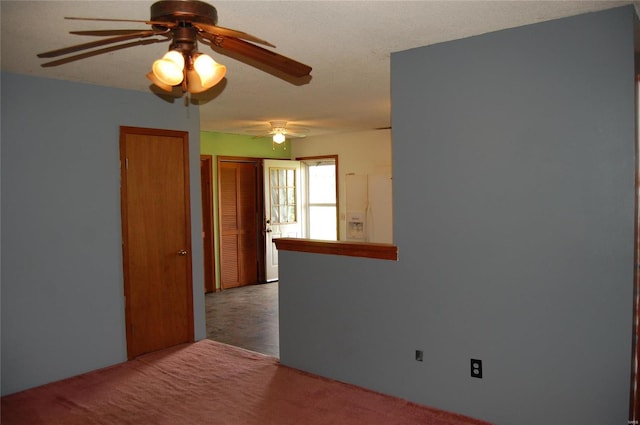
(205, 155, 339, 358)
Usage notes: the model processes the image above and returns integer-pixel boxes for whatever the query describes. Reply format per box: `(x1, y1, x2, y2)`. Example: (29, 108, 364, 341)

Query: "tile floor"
(204, 281, 279, 358)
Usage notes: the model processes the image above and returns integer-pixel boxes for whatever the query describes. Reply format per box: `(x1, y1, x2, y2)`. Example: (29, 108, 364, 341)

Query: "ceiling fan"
(245, 120, 310, 145)
(37, 0, 312, 94)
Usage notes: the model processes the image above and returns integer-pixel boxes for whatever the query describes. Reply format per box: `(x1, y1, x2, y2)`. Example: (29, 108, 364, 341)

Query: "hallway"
(204, 282, 279, 358)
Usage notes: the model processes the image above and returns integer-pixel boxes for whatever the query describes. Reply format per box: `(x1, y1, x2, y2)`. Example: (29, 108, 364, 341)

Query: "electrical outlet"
(470, 359, 482, 378)
(415, 350, 424, 362)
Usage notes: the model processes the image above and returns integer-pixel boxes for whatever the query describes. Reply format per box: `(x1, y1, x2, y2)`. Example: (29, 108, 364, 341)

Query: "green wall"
(200, 132, 291, 289)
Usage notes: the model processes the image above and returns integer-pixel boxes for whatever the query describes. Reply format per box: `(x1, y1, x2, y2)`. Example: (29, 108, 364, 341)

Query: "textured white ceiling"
(2, 1, 636, 137)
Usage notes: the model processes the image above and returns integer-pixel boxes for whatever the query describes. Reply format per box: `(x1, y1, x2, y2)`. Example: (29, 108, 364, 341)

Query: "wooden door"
(218, 158, 262, 288)
(120, 126, 194, 359)
(200, 155, 215, 293)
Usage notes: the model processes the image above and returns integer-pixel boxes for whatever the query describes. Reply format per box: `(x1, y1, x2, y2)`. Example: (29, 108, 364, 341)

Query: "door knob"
(177, 249, 188, 256)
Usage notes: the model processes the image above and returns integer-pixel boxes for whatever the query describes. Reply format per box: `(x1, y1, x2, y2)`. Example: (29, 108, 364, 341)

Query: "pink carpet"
(1, 339, 491, 425)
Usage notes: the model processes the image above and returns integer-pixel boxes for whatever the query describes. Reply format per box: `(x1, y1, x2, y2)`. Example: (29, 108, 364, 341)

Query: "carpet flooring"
(1, 340, 492, 425)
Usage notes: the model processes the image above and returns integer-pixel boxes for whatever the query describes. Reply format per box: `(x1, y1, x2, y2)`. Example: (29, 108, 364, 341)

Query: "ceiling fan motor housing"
(170, 26, 199, 53)
(151, 1, 217, 55)
(150, 0, 218, 26)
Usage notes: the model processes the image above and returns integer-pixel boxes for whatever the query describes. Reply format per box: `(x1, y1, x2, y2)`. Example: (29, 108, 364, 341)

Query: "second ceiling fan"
(38, 0, 312, 94)
(244, 121, 310, 144)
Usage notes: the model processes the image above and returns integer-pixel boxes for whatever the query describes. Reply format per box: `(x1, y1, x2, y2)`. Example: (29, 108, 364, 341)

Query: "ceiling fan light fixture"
(193, 53, 227, 89)
(146, 71, 174, 92)
(152, 50, 185, 86)
(272, 130, 286, 144)
(186, 69, 206, 94)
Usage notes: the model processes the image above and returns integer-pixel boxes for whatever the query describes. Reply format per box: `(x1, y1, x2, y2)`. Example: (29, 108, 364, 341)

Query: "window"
(269, 167, 297, 224)
(301, 158, 337, 240)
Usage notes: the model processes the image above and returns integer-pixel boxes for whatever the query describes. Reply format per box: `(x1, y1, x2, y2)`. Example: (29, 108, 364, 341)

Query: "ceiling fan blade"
(201, 35, 311, 78)
(37, 30, 168, 58)
(70, 29, 153, 36)
(65, 16, 177, 27)
(285, 132, 308, 139)
(40, 38, 167, 67)
(193, 22, 275, 48)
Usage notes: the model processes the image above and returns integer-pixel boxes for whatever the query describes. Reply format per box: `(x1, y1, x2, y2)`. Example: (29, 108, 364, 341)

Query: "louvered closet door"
(219, 161, 258, 288)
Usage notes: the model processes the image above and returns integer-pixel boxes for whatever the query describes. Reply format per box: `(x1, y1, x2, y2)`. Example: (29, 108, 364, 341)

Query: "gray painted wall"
(1, 73, 206, 395)
(279, 6, 637, 425)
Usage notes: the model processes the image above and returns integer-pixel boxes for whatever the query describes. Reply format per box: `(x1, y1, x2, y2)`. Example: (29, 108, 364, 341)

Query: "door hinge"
(125, 158, 129, 170)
